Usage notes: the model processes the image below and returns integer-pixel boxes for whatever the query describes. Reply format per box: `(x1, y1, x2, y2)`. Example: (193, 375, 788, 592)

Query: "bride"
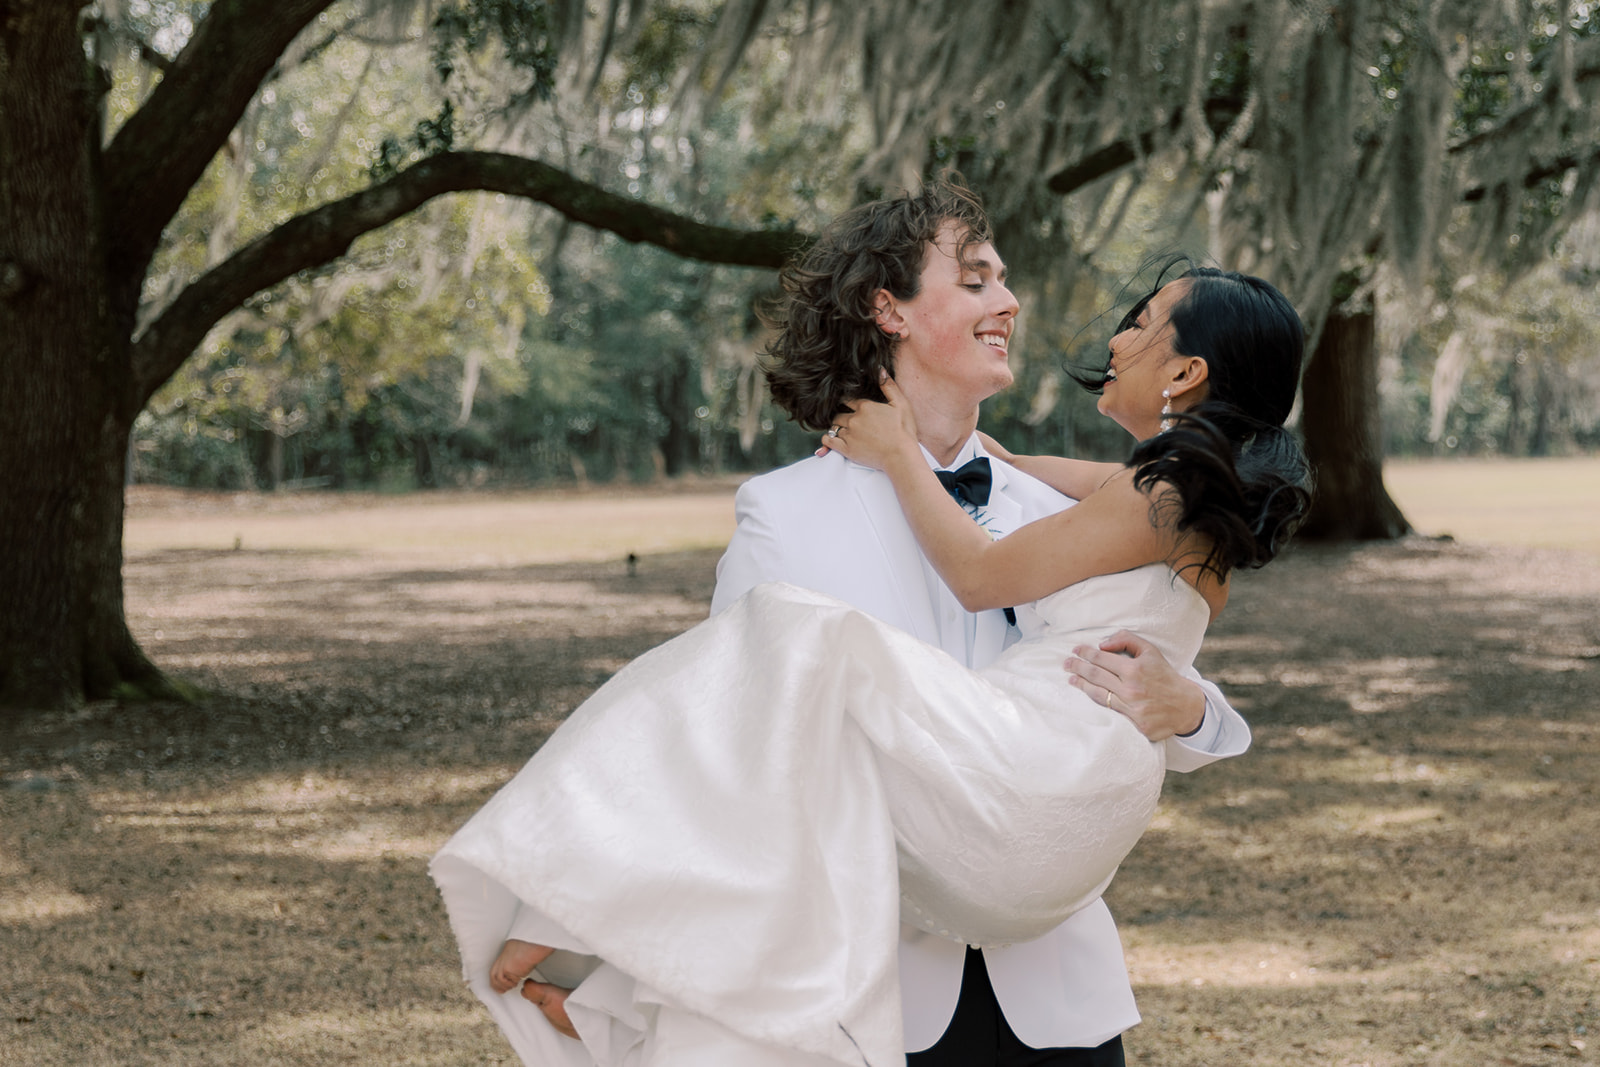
(430, 263, 1311, 1067)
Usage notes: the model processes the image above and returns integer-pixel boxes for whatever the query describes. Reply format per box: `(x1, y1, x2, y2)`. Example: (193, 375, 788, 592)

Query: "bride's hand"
(819, 375, 920, 471)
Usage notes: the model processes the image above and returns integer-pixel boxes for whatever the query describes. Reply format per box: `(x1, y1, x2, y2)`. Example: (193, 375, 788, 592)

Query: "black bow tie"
(935, 456, 992, 508)
(934, 456, 1016, 626)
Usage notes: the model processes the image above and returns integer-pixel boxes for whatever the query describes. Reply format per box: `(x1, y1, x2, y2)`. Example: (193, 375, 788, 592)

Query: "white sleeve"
(1161, 670, 1251, 773)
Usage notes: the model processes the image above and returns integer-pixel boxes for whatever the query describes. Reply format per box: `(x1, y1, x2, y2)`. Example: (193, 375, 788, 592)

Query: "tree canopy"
(122, 0, 1600, 493)
(4, 0, 1600, 710)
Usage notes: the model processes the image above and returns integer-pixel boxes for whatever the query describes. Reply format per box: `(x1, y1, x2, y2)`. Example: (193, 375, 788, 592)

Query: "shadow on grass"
(2, 537, 1597, 1065)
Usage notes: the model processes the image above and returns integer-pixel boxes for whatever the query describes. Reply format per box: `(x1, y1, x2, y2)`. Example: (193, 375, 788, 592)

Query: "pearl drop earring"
(1160, 389, 1173, 432)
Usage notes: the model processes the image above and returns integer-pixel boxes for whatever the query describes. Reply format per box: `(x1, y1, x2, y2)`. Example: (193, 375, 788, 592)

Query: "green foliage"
(1455, 2, 1600, 139)
(125, 0, 1600, 497)
(1207, 29, 1251, 103)
(620, 3, 716, 109)
(134, 0, 848, 492)
(130, 5, 564, 490)
(133, 402, 257, 490)
(1384, 247, 1600, 457)
(372, 102, 456, 181)
(431, 0, 560, 96)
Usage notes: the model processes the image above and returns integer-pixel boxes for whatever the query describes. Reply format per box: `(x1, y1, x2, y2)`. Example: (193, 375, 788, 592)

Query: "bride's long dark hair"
(1080, 263, 1314, 580)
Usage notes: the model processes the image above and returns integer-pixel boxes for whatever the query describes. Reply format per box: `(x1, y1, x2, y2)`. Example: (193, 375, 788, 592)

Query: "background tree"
(0, 0, 802, 711)
(456, 0, 1600, 534)
(753, 0, 1600, 537)
(1382, 225, 1600, 458)
(6, 0, 1599, 712)
(115, 0, 1600, 504)
(134, 0, 843, 491)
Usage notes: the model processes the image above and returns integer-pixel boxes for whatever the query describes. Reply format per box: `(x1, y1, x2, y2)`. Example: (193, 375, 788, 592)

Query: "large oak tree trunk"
(0, 5, 169, 710)
(1298, 302, 1411, 540)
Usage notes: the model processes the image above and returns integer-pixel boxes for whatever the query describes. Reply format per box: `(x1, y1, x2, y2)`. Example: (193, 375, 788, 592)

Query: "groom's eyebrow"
(968, 256, 1007, 281)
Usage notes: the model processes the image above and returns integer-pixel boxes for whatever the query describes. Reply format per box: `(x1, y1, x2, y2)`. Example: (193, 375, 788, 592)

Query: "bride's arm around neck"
(896, 466, 1220, 615)
(977, 431, 1122, 502)
(825, 376, 1222, 617)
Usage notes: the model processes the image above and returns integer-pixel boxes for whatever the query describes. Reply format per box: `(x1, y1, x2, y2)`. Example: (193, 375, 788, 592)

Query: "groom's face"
(887, 222, 1020, 409)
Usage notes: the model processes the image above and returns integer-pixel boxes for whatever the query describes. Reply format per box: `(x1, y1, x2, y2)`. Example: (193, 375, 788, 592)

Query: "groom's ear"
(873, 290, 906, 337)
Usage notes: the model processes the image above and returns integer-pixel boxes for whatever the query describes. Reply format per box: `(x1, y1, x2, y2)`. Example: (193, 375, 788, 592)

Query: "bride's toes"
(521, 980, 578, 1039)
(489, 939, 555, 994)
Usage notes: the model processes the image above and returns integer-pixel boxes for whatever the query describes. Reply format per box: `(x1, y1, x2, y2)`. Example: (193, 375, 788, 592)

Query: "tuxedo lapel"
(969, 457, 1027, 663)
(974, 458, 1025, 539)
(848, 464, 943, 648)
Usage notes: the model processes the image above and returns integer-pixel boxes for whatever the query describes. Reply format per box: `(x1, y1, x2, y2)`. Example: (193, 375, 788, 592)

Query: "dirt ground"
(3, 487, 1597, 1066)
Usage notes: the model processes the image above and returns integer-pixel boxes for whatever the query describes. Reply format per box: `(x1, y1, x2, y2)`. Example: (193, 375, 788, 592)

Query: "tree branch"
(1459, 145, 1600, 201)
(129, 36, 176, 77)
(80, 15, 177, 75)
(1044, 96, 1245, 196)
(1045, 129, 1164, 196)
(1447, 46, 1600, 157)
(130, 151, 810, 403)
(1043, 85, 1599, 211)
(103, 0, 338, 277)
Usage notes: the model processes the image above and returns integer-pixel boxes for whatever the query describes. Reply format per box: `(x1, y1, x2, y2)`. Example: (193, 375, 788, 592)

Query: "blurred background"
(109, 0, 1599, 498)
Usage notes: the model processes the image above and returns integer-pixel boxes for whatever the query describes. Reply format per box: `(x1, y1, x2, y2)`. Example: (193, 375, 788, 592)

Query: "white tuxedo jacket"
(710, 443, 1250, 1051)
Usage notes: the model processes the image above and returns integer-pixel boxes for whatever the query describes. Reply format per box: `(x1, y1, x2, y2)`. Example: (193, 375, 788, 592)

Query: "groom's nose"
(993, 283, 1020, 320)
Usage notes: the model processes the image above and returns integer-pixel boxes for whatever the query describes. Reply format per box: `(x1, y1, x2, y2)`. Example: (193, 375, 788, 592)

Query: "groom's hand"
(1067, 630, 1205, 741)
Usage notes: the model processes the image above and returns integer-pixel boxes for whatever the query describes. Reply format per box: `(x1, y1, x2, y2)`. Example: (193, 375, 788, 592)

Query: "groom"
(710, 180, 1250, 1066)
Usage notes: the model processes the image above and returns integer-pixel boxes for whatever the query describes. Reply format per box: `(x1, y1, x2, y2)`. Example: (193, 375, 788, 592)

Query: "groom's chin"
(980, 369, 1015, 400)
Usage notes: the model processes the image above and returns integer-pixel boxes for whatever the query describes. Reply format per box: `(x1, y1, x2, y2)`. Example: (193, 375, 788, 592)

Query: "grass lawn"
(119, 456, 1600, 561)
(2, 458, 1595, 1066)
(1384, 455, 1600, 557)
(120, 482, 743, 563)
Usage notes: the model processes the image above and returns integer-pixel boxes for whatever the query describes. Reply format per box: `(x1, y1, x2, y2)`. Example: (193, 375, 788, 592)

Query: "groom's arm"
(1067, 631, 1250, 773)
(1163, 671, 1250, 772)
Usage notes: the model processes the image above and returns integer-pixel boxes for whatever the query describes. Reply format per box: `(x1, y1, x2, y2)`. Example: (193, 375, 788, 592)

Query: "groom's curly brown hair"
(762, 177, 993, 432)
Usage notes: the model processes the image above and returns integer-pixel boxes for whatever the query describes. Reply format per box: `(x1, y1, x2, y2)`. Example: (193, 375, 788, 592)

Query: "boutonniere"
(970, 508, 1004, 540)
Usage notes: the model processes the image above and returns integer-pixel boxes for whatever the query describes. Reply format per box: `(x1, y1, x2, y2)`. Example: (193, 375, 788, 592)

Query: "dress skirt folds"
(431, 566, 1208, 1066)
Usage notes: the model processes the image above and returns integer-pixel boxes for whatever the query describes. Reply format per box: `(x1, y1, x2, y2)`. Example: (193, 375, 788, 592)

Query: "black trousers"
(906, 947, 1127, 1067)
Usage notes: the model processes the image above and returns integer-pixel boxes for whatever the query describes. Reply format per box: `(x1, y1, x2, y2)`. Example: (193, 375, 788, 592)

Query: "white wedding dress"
(430, 563, 1209, 1067)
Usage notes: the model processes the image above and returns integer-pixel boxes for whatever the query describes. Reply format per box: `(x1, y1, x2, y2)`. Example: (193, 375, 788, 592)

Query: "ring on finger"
(827, 425, 841, 438)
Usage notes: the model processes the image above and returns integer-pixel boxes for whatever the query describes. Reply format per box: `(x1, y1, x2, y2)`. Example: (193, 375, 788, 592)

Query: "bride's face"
(1099, 279, 1192, 438)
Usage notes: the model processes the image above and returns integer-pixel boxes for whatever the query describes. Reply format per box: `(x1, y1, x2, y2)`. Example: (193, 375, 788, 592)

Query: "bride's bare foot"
(489, 938, 554, 994)
(521, 979, 578, 1039)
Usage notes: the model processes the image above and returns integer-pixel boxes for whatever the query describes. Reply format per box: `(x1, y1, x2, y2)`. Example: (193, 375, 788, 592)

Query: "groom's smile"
(977, 329, 1009, 352)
